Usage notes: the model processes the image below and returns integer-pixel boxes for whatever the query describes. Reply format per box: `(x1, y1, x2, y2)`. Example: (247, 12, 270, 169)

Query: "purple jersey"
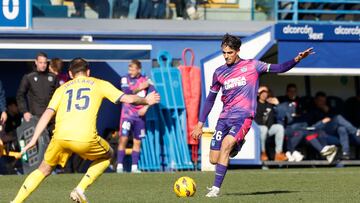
(120, 74, 155, 120)
(210, 59, 269, 119)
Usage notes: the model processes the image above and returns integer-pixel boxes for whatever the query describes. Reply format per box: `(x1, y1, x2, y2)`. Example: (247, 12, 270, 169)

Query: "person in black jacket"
(16, 52, 59, 123)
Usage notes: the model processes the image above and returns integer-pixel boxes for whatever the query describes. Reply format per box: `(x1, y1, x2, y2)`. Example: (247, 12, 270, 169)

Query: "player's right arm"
(192, 71, 220, 140)
(21, 108, 55, 154)
(21, 86, 63, 154)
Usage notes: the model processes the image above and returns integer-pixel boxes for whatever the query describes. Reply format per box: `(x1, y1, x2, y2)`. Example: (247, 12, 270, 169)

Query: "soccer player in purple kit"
(191, 34, 314, 197)
(116, 60, 156, 173)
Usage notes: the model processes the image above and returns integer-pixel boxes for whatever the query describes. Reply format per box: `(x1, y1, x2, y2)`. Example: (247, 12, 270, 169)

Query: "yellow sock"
(0, 139, 3, 155)
(13, 169, 46, 203)
(77, 158, 110, 192)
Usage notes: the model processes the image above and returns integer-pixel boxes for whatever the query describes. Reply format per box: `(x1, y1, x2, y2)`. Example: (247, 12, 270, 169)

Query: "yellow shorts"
(44, 136, 110, 167)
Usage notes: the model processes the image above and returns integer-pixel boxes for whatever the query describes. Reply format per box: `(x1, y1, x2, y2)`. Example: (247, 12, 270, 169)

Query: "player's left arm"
(138, 85, 157, 116)
(21, 108, 55, 154)
(264, 47, 315, 73)
(192, 71, 220, 140)
(120, 92, 160, 106)
(102, 80, 160, 106)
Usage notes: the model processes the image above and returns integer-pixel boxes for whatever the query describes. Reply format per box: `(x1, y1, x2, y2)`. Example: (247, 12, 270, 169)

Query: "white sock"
(117, 163, 123, 169)
(131, 164, 138, 171)
(212, 186, 220, 190)
(76, 187, 84, 194)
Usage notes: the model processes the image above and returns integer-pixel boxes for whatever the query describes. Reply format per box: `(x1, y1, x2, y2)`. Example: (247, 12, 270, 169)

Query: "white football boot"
(70, 188, 88, 203)
(205, 186, 220, 197)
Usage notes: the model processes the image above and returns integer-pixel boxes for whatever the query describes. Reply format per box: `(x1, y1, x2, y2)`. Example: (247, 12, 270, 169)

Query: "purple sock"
(132, 151, 140, 165)
(213, 164, 227, 188)
(117, 150, 125, 164)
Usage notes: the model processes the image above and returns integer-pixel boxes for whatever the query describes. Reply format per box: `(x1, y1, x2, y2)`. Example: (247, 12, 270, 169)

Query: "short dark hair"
(69, 58, 89, 76)
(221, 33, 242, 50)
(315, 91, 327, 98)
(36, 52, 48, 60)
(50, 58, 63, 73)
(286, 83, 297, 90)
(130, 59, 141, 69)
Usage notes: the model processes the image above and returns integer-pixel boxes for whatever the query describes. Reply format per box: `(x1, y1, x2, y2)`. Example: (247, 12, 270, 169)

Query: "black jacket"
(16, 71, 59, 117)
(255, 101, 275, 128)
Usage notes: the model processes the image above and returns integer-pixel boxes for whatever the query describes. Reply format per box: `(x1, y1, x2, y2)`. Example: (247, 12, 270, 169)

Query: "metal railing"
(275, 0, 360, 24)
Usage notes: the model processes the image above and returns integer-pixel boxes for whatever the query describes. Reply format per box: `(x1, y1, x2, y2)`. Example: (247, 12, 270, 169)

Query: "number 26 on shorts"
(212, 131, 222, 141)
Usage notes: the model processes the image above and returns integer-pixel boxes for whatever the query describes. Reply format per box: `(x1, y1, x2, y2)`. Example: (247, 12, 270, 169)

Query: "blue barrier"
(139, 106, 162, 171)
(148, 51, 193, 171)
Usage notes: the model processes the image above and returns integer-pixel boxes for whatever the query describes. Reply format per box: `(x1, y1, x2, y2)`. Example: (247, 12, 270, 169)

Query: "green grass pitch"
(2, 167, 360, 202)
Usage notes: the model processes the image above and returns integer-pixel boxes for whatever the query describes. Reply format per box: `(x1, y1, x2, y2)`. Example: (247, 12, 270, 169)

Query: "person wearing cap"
(255, 85, 287, 161)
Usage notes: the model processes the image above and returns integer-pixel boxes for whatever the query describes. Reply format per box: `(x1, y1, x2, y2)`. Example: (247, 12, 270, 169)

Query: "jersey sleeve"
(255, 60, 271, 74)
(47, 86, 64, 112)
(101, 80, 124, 103)
(209, 71, 221, 93)
(146, 77, 156, 93)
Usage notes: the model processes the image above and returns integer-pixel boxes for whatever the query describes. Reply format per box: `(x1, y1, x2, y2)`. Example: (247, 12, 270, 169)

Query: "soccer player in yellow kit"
(11, 58, 160, 203)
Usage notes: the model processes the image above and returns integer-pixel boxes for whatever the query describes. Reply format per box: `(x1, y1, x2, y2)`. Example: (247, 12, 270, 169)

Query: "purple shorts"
(210, 117, 253, 151)
(119, 118, 145, 140)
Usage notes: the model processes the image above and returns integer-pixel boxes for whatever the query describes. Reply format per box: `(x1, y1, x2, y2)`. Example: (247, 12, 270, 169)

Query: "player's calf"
(219, 136, 236, 159)
(209, 150, 220, 165)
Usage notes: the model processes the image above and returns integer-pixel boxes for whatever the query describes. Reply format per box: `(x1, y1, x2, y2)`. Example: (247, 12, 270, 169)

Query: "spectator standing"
(16, 52, 59, 124)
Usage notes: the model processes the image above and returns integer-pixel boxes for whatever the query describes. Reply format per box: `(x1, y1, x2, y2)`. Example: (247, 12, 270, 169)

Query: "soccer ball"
(173, 176, 196, 197)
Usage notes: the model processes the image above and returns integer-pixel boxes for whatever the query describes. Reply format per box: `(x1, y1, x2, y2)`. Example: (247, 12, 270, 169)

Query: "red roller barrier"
(178, 48, 201, 166)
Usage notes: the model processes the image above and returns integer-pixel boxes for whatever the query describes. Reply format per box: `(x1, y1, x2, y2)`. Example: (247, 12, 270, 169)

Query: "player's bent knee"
(38, 161, 53, 176)
(221, 141, 234, 153)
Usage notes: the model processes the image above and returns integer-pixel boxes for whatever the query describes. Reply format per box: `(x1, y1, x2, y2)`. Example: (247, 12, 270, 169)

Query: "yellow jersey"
(47, 76, 124, 142)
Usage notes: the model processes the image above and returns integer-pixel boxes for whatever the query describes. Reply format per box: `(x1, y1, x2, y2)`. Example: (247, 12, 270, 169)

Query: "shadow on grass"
(225, 190, 299, 196)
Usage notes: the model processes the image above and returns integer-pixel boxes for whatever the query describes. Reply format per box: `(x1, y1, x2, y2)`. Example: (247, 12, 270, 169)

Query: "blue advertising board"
(275, 23, 360, 41)
(0, 0, 31, 29)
